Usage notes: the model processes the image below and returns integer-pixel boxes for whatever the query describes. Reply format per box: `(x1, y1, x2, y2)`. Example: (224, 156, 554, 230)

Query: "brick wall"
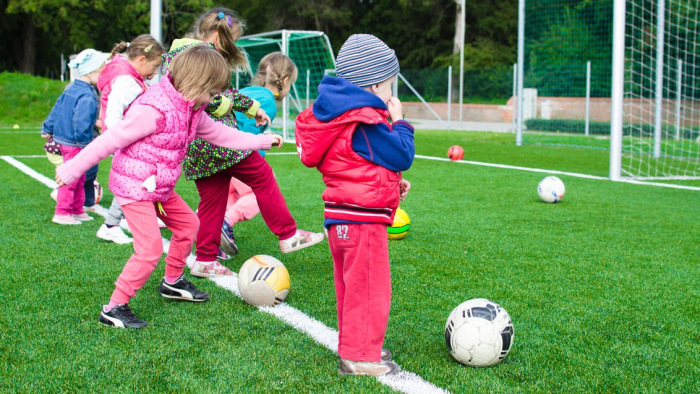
(403, 97, 700, 126)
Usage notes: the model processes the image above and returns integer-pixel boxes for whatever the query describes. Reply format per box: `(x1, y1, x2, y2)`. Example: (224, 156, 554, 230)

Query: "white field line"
(2, 155, 450, 394)
(416, 155, 700, 191)
(10, 153, 699, 191)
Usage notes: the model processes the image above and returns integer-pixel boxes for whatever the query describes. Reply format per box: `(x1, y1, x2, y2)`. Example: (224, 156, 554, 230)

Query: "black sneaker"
(158, 276, 209, 302)
(99, 304, 148, 329)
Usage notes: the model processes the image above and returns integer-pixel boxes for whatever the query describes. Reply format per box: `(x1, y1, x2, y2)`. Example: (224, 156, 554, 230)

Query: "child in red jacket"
(295, 34, 414, 376)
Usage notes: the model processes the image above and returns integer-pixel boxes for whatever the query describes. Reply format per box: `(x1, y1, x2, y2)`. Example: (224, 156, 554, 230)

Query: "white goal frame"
(610, 0, 699, 181)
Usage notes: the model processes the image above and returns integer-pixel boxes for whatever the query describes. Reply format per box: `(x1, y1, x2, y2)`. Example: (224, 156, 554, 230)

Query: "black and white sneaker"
(99, 304, 148, 329)
(158, 276, 209, 302)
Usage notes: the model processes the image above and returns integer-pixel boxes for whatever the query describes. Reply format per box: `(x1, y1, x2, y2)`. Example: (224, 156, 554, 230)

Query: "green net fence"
(520, 0, 614, 148)
(236, 30, 336, 140)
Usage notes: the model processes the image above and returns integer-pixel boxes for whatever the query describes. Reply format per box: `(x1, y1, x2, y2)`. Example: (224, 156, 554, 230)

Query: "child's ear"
(369, 84, 380, 93)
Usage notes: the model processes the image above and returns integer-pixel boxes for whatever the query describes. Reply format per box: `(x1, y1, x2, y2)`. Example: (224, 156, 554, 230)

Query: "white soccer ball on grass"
(537, 176, 565, 203)
(445, 298, 514, 367)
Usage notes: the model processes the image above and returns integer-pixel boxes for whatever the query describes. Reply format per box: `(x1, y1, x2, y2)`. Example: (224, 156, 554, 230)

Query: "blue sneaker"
(220, 218, 239, 256)
(217, 248, 231, 261)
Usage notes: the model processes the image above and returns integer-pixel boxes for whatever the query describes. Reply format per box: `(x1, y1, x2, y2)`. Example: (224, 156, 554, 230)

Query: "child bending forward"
(55, 46, 282, 328)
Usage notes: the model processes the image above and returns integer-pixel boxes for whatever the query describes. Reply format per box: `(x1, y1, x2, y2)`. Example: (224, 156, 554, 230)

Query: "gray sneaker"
(381, 348, 392, 362)
(338, 358, 400, 376)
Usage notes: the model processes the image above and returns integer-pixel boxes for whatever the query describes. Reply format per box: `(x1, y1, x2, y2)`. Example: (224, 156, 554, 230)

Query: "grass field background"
(1, 126, 698, 392)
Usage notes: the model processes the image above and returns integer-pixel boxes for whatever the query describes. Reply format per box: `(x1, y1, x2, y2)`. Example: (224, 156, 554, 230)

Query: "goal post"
(235, 30, 336, 141)
(610, 0, 699, 181)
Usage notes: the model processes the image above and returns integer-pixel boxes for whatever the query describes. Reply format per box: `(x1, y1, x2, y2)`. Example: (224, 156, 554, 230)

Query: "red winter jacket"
(295, 106, 402, 225)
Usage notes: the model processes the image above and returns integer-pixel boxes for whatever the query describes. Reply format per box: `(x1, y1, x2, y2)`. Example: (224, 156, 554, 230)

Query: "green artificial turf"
(0, 129, 698, 392)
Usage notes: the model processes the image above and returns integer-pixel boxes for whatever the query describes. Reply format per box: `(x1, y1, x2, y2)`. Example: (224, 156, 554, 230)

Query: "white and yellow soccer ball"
(537, 176, 565, 203)
(237, 255, 290, 306)
(445, 298, 514, 367)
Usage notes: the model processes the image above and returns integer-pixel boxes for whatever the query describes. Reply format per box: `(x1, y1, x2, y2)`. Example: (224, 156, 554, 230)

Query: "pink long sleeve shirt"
(57, 87, 272, 206)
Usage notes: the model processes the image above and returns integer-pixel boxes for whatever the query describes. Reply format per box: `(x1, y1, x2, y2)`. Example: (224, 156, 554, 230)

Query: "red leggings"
(194, 152, 296, 262)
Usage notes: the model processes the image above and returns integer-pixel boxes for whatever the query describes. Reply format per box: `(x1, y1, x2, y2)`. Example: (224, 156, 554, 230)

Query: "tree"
(2, 0, 211, 76)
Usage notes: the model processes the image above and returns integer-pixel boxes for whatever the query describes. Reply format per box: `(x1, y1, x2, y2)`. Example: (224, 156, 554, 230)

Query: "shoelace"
(116, 305, 139, 321)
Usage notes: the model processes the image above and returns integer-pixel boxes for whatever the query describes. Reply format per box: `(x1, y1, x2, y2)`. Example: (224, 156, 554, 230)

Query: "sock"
(104, 301, 120, 312)
(165, 274, 182, 284)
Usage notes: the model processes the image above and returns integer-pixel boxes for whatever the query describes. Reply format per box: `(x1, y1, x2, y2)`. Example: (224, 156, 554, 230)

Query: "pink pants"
(224, 177, 260, 225)
(55, 145, 85, 216)
(109, 192, 198, 305)
(194, 152, 296, 262)
(328, 223, 391, 362)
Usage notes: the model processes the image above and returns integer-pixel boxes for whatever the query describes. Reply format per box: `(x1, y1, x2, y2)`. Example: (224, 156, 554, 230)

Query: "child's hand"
(55, 172, 66, 187)
(387, 97, 403, 122)
(41, 133, 51, 141)
(399, 179, 411, 201)
(255, 108, 271, 127)
(269, 134, 283, 148)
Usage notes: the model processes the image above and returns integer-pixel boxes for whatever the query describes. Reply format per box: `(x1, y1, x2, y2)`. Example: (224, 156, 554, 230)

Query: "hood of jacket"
(295, 76, 390, 167)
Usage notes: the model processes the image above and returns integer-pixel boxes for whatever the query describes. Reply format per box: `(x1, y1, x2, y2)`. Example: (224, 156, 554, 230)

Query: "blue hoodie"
(312, 76, 414, 172)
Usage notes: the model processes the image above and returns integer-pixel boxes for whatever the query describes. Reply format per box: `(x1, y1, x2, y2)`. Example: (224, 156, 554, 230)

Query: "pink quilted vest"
(97, 56, 147, 132)
(108, 74, 203, 202)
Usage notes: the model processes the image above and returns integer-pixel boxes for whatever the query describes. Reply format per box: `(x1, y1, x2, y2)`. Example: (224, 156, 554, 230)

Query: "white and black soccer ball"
(445, 298, 514, 367)
(237, 255, 290, 306)
(537, 176, 565, 203)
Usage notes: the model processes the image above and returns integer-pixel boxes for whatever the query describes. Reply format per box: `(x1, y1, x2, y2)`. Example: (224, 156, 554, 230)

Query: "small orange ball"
(448, 145, 464, 161)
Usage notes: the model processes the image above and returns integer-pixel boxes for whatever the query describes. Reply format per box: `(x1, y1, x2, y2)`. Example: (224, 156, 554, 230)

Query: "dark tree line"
(0, 0, 518, 78)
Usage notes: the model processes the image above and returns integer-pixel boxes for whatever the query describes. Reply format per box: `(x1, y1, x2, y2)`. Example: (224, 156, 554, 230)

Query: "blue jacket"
(41, 80, 99, 148)
(312, 76, 414, 172)
(234, 86, 277, 157)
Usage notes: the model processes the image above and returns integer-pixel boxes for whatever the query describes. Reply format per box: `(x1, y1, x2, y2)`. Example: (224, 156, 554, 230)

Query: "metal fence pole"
(512, 63, 517, 133)
(585, 60, 591, 137)
(447, 66, 452, 130)
(516, 0, 525, 146)
(675, 58, 683, 141)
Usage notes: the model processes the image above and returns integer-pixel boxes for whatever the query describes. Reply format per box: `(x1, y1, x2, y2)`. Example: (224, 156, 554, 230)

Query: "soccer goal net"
(236, 30, 336, 141)
(517, 0, 614, 150)
(610, 0, 699, 180)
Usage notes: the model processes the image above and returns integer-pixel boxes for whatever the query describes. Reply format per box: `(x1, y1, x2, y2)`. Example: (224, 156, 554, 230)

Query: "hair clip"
(144, 44, 153, 53)
(126, 42, 131, 48)
(217, 11, 233, 27)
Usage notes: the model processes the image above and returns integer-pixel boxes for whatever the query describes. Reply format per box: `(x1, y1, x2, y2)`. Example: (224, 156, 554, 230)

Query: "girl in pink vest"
(95, 34, 165, 245)
(163, 8, 324, 278)
(56, 46, 283, 329)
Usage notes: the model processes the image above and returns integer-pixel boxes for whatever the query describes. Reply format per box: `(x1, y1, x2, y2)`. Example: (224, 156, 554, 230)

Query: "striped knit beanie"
(336, 34, 399, 88)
